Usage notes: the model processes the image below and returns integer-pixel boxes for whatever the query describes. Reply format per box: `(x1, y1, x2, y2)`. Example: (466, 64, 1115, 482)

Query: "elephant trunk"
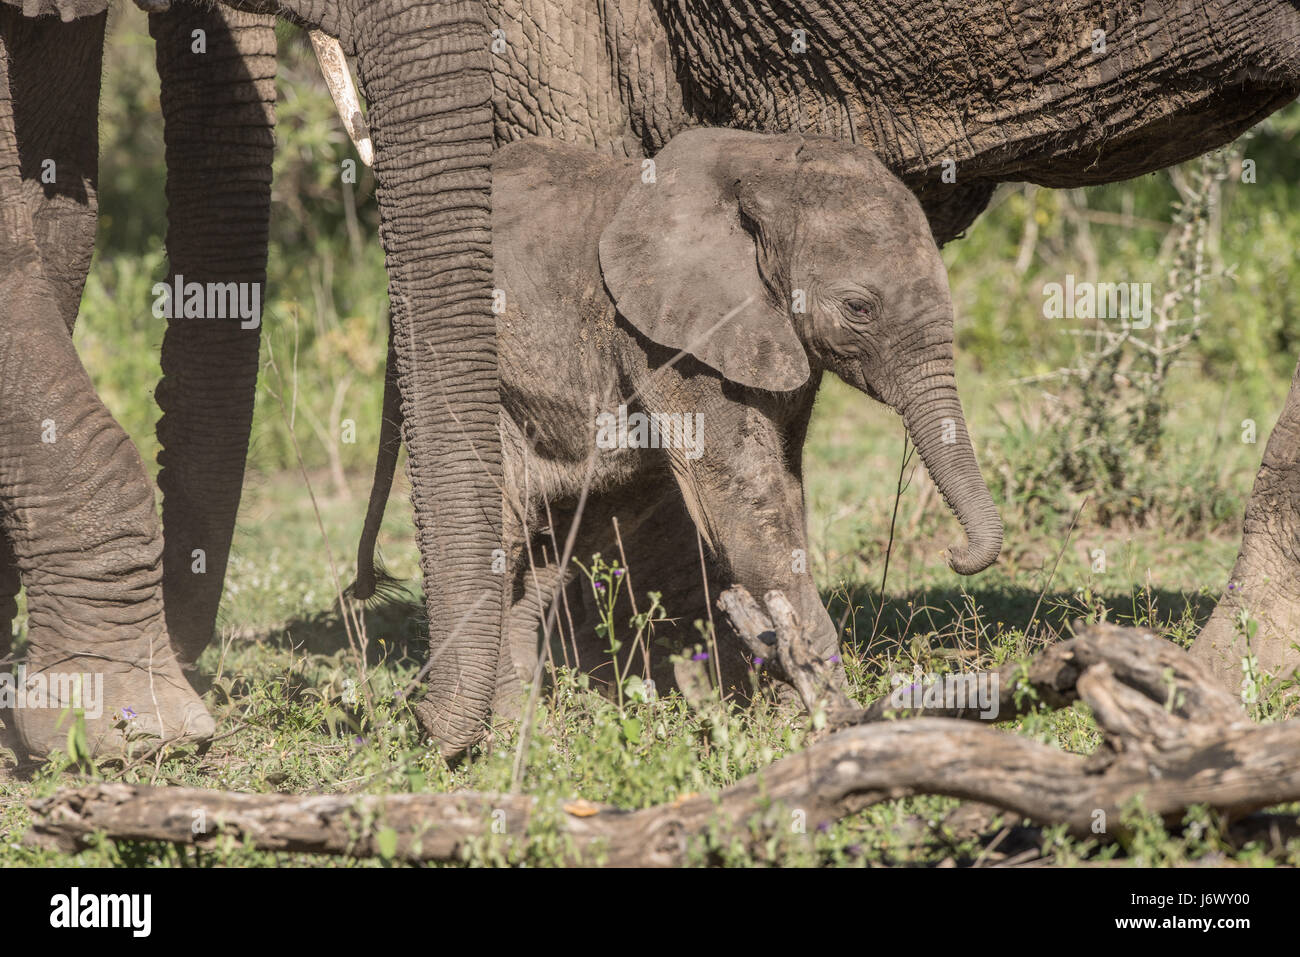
(901, 367, 1002, 575)
(350, 1, 503, 755)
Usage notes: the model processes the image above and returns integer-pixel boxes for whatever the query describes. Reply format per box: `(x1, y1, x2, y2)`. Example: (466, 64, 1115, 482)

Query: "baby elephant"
(355, 127, 1002, 714)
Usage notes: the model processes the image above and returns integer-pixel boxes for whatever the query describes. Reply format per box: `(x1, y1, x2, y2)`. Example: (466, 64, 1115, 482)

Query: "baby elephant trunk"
(901, 373, 1003, 575)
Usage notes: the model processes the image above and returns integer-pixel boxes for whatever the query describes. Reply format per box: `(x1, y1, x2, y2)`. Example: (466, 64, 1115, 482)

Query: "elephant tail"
(349, 336, 405, 601)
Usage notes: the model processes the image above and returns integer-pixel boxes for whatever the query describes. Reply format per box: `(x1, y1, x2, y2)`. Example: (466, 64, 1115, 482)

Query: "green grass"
(2, 373, 1296, 867)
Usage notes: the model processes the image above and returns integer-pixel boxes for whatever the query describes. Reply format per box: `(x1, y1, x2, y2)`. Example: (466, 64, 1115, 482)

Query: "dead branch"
(721, 586, 1239, 731)
(25, 591, 1297, 865)
(716, 587, 856, 718)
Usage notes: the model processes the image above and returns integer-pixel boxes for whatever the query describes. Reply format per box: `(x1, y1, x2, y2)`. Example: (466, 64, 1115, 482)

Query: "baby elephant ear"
(598, 128, 811, 392)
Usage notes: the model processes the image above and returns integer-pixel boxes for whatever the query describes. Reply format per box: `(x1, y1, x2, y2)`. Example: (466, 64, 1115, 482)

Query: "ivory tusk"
(309, 29, 374, 167)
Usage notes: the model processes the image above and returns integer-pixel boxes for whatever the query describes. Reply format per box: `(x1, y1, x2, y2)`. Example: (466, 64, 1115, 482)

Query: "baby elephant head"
(599, 127, 1002, 575)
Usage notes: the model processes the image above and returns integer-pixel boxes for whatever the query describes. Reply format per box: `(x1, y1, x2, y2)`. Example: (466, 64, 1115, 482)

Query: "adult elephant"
(1, 0, 501, 755)
(3, 0, 1299, 757)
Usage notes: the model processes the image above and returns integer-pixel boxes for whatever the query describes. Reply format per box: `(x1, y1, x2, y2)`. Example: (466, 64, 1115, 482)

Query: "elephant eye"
(843, 298, 876, 321)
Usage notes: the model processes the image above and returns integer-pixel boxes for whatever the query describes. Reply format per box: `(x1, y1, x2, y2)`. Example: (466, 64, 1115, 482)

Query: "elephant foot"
(1190, 571, 1300, 705)
(12, 634, 214, 759)
(1191, 356, 1300, 704)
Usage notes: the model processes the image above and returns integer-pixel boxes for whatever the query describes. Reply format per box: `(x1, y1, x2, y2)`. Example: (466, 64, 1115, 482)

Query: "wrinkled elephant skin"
(0, 0, 500, 757)
(359, 130, 1002, 709)
(6, 0, 1300, 753)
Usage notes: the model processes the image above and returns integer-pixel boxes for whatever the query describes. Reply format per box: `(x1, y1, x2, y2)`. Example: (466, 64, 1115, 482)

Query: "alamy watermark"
(889, 669, 999, 719)
(49, 887, 150, 937)
(1042, 273, 1152, 328)
(151, 274, 262, 329)
(595, 404, 704, 460)
(0, 667, 102, 718)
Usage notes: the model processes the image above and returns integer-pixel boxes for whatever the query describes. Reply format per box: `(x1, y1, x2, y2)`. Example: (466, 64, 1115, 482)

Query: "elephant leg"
(0, 8, 101, 668)
(497, 546, 575, 719)
(510, 481, 808, 703)
(148, 6, 276, 666)
(502, 482, 636, 704)
(0, 529, 16, 662)
(503, 482, 675, 700)
(543, 483, 750, 697)
(1191, 356, 1300, 697)
(0, 10, 212, 756)
(1, 9, 102, 335)
(0, 516, 18, 756)
(0, 277, 214, 755)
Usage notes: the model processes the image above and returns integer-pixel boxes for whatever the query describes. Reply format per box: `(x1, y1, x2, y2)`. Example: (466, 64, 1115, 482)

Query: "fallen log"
(26, 710, 1300, 864)
(24, 592, 1299, 865)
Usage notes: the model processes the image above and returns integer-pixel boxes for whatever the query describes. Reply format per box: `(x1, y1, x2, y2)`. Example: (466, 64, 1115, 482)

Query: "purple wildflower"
(753, 656, 765, 668)
(692, 652, 710, 661)
(594, 581, 606, 592)
(827, 654, 841, 664)
(613, 568, 625, 577)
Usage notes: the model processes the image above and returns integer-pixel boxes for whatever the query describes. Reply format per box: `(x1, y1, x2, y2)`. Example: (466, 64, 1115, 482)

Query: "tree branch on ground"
(26, 591, 1298, 865)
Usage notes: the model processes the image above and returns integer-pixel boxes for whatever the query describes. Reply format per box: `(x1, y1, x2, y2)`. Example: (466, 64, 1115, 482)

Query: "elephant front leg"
(0, 280, 214, 756)
(0, 9, 104, 335)
(0, 8, 105, 660)
(148, 6, 277, 665)
(1191, 356, 1300, 699)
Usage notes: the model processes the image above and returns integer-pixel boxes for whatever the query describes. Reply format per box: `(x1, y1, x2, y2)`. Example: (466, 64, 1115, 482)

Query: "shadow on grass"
(825, 581, 1220, 664)
(231, 577, 1222, 678)
(247, 586, 429, 665)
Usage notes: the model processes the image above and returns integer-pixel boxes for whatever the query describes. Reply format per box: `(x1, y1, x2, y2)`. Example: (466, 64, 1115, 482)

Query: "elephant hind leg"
(1191, 357, 1300, 699)
(149, 5, 277, 666)
(0, 12, 212, 755)
(0, 530, 16, 664)
(565, 490, 757, 700)
(495, 547, 579, 721)
(0, 529, 18, 755)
